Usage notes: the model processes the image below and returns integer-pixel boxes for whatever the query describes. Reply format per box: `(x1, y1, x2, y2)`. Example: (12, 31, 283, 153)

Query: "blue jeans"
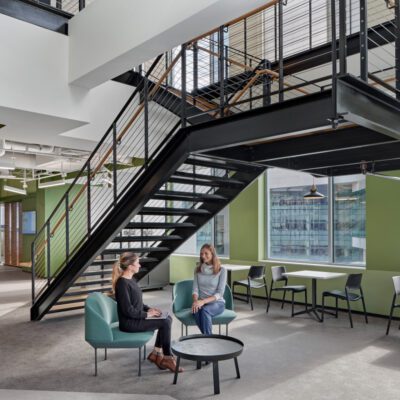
(193, 301, 225, 335)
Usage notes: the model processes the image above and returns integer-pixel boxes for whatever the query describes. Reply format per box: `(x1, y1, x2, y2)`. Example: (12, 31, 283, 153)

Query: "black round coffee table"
(171, 334, 244, 395)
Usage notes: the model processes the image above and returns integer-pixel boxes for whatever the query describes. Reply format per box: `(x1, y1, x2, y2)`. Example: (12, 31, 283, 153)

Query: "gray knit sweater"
(192, 264, 227, 302)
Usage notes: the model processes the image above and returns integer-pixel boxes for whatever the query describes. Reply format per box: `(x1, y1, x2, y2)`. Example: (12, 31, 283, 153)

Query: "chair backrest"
(346, 273, 363, 290)
(271, 266, 287, 282)
(85, 292, 116, 344)
(173, 280, 194, 313)
(392, 276, 400, 296)
(248, 265, 265, 280)
(173, 279, 234, 311)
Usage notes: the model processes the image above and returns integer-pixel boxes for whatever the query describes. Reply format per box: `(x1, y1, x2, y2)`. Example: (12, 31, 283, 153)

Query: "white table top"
(222, 264, 251, 272)
(283, 270, 347, 280)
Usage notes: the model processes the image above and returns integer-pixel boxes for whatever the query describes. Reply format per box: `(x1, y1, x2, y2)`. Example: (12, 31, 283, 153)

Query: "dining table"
(222, 264, 251, 288)
(282, 270, 347, 322)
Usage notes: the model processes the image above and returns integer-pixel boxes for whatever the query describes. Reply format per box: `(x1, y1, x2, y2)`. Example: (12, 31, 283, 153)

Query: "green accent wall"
(170, 173, 400, 317)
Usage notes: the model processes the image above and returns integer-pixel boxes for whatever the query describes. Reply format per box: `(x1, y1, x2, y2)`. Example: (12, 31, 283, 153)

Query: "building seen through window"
(267, 168, 365, 266)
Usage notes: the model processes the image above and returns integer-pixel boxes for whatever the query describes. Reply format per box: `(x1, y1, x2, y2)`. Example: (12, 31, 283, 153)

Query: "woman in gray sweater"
(192, 244, 227, 334)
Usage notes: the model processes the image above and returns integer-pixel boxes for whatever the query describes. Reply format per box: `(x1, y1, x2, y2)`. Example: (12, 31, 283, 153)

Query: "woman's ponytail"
(112, 261, 123, 293)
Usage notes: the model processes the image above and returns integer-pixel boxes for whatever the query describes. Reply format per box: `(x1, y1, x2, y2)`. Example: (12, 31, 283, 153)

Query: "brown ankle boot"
(159, 356, 184, 373)
(147, 351, 167, 370)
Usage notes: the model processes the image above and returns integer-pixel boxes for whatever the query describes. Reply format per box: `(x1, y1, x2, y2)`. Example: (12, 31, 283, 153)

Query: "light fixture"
(3, 184, 27, 195)
(38, 179, 66, 189)
(304, 178, 325, 200)
(0, 164, 15, 171)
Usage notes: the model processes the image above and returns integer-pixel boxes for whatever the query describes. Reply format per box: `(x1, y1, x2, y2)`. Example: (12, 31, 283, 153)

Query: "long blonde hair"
(196, 243, 221, 274)
(112, 252, 139, 292)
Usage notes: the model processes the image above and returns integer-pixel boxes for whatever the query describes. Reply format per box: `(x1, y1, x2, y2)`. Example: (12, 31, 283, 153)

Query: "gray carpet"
(1, 267, 400, 399)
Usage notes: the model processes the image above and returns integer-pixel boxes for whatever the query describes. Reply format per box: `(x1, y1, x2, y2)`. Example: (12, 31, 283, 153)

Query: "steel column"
(193, 42, 198, 99)
(31, 242, 35, 304)
(339, 0, 347, 75)
(262, 60, 272, 106)
(331, 0, 338, 124)
(360, 0, 368, 81)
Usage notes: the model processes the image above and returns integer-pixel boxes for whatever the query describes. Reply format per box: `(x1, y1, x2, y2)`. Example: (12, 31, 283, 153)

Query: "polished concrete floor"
(1, 266, 400, 400)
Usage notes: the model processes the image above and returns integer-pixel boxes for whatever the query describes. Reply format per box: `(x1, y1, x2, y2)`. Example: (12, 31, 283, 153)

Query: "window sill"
(260, 259, 366, 271)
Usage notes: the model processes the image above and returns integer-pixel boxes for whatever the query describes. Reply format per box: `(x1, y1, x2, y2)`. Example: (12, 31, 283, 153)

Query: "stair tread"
(173, 171, 243, 184)
(168, 176, 243, 187)
(113, 235, 182, 242)
(126, 222, 195, 229)
(72, 278, 111, 287)
(104, 246, 170, 253)
(140, 207, 210, 215)
(91, 259, 118, 265)
(64, 286, 113, 297)
(153, 190, 227, 201)
(82, 268, 113, 276)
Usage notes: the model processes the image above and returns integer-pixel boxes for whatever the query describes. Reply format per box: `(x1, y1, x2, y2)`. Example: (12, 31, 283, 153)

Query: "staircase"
(48, 155, 264, 314)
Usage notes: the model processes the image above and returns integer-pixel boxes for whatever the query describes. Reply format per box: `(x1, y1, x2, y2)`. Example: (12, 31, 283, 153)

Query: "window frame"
(265, 170, 366, 268)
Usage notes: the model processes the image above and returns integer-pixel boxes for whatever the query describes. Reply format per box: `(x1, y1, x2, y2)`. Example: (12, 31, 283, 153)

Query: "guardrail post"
(65, 194, 69, 263)
(46, 222, 51, 285)
(143, 76, 149, 167)
(87, 161, 91, 236)
(181, 43, 187, 128)
(193, 42, 198, 106)
(338, 0, 347, 75)
(31, 241, 35, 304)
(112, 122, 118, 202)
(330, 0, 338, 126)
(79, 0, 85, 11)
(278, 0, 284, 102)
(359, 0, 368, 81)
(218, 26, 225, 117)
(262, 60, 272, 106)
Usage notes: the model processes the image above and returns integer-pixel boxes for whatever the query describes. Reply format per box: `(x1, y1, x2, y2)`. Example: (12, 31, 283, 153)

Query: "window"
(175, 207, 229, 257)
(267, 168, 365, 266)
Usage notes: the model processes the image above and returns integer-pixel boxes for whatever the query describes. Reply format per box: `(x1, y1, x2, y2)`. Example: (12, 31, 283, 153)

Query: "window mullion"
(328, 176, 334, 263)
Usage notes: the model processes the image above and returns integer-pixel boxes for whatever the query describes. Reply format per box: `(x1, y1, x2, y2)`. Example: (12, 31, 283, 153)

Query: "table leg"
(173, 356, 181, 385)
(212, 361, 220, 395)
(234, 357, 240, 379)
(227, 270, 232, 288)
(310, 278, 322, 322)
(197, 360, 201, 370)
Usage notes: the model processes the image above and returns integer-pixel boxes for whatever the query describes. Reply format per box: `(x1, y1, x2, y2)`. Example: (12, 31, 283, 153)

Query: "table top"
(171, 334, 244, 361)
(283, 270, 347, 280)
(222, 264, 251, 272)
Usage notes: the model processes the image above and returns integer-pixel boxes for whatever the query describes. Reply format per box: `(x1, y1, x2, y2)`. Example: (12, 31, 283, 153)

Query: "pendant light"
(304, 178, 325, 200)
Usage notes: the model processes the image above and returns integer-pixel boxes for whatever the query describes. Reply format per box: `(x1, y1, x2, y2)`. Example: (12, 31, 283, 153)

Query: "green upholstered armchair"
(85, 292, 154, 376)
(172, 279, 237, 336)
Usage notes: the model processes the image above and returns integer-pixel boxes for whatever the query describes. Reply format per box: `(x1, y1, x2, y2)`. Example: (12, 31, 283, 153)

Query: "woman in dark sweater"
(112, 252, 182, 373)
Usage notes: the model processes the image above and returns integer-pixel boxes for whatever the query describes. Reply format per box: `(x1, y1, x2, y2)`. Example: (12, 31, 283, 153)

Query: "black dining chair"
(386, 276, 400, 335)
(321, 273, 368, 328)
(266, 266, 308, 317)
(232, 266, 268, 310)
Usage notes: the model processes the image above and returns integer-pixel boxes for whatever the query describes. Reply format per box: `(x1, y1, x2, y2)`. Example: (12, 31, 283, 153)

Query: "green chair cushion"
(111, 327, 154, 347)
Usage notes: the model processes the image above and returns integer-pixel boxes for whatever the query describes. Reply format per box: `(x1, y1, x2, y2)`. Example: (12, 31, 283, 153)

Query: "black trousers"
(121, 316, 173, 355)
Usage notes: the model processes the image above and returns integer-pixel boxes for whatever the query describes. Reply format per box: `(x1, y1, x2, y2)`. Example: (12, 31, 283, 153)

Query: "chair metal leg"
(360, 290, 368, 324)
(386, 295, 396, 335)
(181, 323, 183, 337)
(144, 344, 146, 360)
(226, 324, 228, 335)
(246, 285, 250, 305)
(291, 291, 295, 317)
(264, 281, 269, 308)
(266, 284, 273, 313)
(104, 348, 107, 360)
(281, 289, 287, 309)
(304, 289, 308, 312)
(335, 297, 338, 318)
(138, 347, 142, 377)
(249, 288, 254, 311)
(321, 295, 325, 322)
(185, 325, 188, 336)
(94, 348, 98, 376)
(346, 296, 354, 328)
(219, 324, 221, 334)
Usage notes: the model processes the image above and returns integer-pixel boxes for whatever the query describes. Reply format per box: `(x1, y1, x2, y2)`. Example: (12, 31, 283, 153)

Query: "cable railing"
(31, 0, 400, 306)
(25, 0, 93, 15)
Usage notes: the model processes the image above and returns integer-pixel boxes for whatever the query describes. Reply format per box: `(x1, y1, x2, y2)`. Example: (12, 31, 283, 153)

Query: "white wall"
(68, 0, 270, 89)
(0, 13, 134, 150)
